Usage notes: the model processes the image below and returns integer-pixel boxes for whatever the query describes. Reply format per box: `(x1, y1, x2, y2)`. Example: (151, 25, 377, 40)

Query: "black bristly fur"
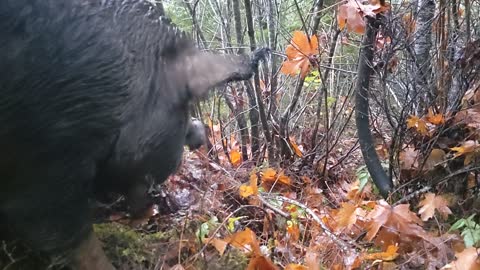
(0, 0, 269, 266)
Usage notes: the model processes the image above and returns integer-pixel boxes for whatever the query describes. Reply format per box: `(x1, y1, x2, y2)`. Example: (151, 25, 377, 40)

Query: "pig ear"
(177, 52, 254, 98)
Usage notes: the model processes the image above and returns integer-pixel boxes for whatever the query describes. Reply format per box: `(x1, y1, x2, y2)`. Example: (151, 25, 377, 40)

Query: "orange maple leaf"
(426, 107, 446, 125)
(280, 31, 319, 78)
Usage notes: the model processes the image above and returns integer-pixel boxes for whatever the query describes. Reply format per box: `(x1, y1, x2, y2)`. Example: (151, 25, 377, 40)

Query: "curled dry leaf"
(337, 0, 390, 34)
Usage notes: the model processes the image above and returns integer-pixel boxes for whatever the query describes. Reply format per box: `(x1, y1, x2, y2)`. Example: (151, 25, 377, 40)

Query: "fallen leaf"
(418, 193, 452, 221)
(363, 244, 399, 261)
(230, 150, 242, 167)
(285, 264, 308, 270)
(399, 147, 419, 169)
(247, 255, 279, 270)
(224, 228, 261, 255)
(406, 115, 430, 136)
(239, 172, 259, 198)
(441, 247, 480, 270)
(289, 137, 303, 157)
(203, 237, 228, 256)
(335, 202, 358, 229)
(365, 201, 425, 242)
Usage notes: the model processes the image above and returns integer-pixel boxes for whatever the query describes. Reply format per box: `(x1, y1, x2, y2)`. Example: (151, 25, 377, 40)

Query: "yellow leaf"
(406, 115, 430, 136)
(239, 172, 259, 198)
(239, 185, 255, 198)
(451, 140, 479, 157)
(406, 115, 420, 128)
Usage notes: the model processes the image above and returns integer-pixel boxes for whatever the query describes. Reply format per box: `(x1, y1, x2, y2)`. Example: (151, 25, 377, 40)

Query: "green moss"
(94, 223, 173, 268)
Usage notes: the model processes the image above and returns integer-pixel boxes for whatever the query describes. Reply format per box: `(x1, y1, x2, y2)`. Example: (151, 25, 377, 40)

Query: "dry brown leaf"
(335, 202, 358, 229)
(305, 249, 321, 270)
(418, 193, 452, 221)
(441, 247, 480, 270)
(365, 201, 424, 242)
(424, 149, 446, 170)
(337, 0, 389, 34)
(400, 147, 419, 169)
(203, 237, 228, 256)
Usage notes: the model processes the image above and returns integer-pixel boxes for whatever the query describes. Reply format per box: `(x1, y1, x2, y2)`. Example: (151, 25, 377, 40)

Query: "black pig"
(0, 0, 267, 269)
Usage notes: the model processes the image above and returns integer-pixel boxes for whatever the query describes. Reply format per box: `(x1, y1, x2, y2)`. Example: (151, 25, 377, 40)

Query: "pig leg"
(70, 231, 115, 270)
(1, 160, 114, 269)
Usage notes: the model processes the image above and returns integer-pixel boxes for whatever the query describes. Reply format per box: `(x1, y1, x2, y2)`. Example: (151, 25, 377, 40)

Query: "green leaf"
(196, 216, 219, 242)
(461, 228, 480, 247)
(450, 218, 466, 231)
